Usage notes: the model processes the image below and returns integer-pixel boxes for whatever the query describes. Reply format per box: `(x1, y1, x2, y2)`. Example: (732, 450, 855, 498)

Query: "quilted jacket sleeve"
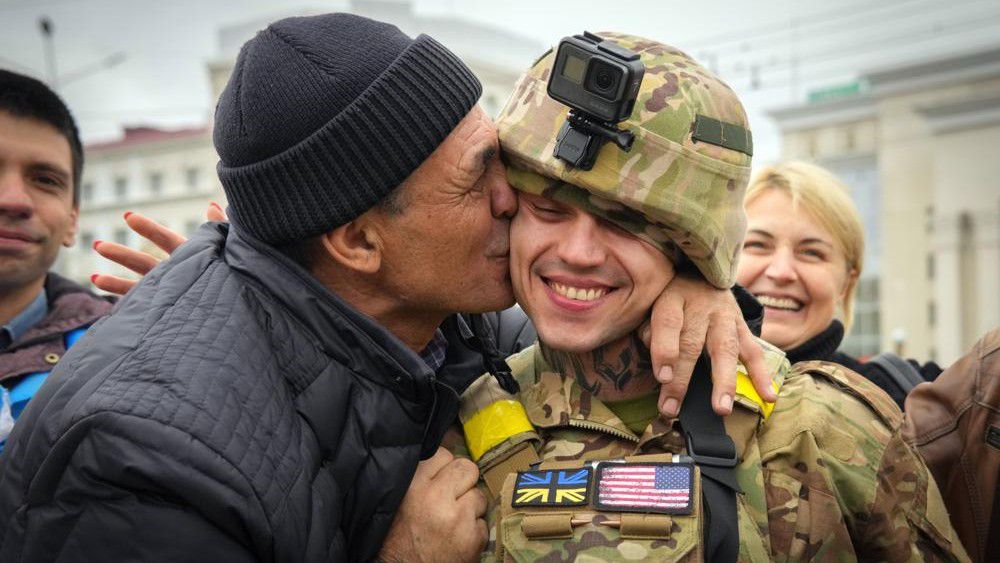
(1, 412, 269, 562)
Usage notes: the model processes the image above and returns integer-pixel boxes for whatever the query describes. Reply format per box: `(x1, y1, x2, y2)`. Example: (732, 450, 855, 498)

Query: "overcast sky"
(2, 0, 999, 164)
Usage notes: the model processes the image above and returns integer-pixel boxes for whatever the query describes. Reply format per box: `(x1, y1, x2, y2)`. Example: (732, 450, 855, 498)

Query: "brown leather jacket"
(903, 328, 1000, 563)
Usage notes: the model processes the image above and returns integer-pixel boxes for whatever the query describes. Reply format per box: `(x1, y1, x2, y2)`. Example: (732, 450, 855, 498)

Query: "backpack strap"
(679, 353, 740, 563)
(867, 353, 925, 396)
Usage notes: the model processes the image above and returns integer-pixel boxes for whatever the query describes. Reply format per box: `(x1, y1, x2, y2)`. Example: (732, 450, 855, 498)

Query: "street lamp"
(39, 16, 58, 88)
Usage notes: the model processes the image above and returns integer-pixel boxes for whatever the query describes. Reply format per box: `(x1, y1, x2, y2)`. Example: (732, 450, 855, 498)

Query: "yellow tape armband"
(735, 366, 779, 420)
(462, 399, 534, 461)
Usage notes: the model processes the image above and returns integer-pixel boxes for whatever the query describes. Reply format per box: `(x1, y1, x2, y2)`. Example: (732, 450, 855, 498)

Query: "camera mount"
(554, 110, 636, 171)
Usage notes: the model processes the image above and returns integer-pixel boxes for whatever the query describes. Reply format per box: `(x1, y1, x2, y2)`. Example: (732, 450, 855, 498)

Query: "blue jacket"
(0, 274, 112, 453)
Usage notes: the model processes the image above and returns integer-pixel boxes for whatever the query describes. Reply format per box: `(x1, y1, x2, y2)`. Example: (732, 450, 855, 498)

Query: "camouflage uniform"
(447, 342, 968, 561)
(443, 33, 968, 561)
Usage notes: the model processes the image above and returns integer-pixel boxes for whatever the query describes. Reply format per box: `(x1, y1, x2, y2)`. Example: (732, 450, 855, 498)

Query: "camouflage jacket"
(445, 343, 969, 562)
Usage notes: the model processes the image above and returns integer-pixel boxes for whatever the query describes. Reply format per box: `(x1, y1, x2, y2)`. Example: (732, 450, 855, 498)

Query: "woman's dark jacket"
(0, 223, 490, 563)
(784, 320, 941, 408)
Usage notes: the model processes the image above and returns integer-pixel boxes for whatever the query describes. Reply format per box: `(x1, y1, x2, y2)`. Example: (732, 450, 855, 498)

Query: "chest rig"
(461, 344, 784, 562)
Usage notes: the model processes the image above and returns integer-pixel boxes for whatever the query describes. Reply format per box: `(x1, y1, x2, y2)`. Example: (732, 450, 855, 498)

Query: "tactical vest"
(460, 341, 787, 562)
(457, 346, 968, 561)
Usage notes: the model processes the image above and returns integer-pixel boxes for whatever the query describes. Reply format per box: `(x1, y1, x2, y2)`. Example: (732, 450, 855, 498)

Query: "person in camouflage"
(444, 33, 968, 562)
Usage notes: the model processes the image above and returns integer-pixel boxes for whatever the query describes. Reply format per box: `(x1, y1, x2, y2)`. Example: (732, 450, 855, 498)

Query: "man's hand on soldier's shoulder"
(642, 272, 776, 417)
(91, 202, 226, 295)
(378, 447, 487, 563)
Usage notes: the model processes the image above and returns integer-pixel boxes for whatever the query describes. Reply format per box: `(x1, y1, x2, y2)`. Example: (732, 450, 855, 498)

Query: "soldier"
(447, 33, 968, 561)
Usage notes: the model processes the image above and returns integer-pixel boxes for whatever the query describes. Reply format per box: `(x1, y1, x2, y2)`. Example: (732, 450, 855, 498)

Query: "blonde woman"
(736, 161, 940, 406)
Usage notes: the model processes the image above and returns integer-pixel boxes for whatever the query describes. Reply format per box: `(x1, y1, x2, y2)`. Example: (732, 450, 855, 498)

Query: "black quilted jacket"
(0, 223, 466, 562)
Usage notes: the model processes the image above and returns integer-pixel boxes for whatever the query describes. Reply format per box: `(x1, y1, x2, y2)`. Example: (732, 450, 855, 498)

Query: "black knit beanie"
(214, 13, 482, 244)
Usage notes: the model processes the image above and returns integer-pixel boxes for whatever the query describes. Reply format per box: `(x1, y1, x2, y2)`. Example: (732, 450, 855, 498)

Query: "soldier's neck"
(539, 332, 658, 402)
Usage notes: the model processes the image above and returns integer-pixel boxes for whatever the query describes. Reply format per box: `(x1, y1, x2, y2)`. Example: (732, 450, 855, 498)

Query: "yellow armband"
(735, 365, 779, 420)
(462, 399, 535, 461)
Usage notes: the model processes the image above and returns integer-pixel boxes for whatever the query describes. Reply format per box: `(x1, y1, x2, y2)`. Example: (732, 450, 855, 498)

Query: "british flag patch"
(512, 468, 593, 507)
(594, 462, 694, 514)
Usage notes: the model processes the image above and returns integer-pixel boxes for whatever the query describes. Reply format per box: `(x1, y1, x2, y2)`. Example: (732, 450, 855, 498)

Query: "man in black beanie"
(0, 13, 505, 562)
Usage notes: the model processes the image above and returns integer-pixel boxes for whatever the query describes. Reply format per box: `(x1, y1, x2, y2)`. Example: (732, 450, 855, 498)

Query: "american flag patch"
(512, 468, 593, 508)
(594, 462, 694, 514)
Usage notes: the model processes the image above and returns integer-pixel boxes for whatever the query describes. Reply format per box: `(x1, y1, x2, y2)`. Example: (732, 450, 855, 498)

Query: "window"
(822, 156, 880, 358)
(149, 172, 163, 196)
(114, 176, 128, 200)
(185, 167, 200, 191)
(79, 230, 94, 250)
(80, 182, 94, 203)
(113, 228, 128, 245)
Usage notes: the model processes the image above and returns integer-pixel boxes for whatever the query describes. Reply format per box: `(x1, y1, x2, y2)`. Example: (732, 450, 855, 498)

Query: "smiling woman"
(736, 161, 940, 406)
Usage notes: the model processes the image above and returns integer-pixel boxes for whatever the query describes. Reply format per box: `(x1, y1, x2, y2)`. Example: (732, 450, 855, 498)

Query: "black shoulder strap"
(679, 354, 740, 563)
(868, 353, 924, 395)
(467, 313, 520, 394)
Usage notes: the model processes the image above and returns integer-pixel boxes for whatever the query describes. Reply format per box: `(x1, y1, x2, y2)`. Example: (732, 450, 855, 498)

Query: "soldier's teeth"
(757, 295, 802, 311)
(551, 282, 607, 302)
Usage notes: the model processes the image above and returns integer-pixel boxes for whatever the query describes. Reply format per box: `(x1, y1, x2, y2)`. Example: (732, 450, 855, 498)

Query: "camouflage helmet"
(496, 33, 753, 288)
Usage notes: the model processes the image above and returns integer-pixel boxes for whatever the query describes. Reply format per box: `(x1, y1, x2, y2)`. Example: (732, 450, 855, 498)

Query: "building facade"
(769, 46, 1000, 364)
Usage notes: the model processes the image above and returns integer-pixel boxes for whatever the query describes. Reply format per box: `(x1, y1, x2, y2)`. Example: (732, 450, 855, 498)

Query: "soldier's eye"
(532, 202, 565, 216)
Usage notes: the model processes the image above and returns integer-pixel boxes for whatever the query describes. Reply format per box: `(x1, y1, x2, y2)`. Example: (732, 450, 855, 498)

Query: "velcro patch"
(594, 462, 694, 515)
(512, 468, 592, 507)
(692, 115, 753, 156)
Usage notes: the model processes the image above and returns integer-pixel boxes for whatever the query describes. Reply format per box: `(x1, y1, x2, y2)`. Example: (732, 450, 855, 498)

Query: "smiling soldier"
(447, 33, 968, 562)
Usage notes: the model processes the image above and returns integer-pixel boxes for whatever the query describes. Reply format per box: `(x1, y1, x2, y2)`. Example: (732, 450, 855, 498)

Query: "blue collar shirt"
(0, 290, 49, 352)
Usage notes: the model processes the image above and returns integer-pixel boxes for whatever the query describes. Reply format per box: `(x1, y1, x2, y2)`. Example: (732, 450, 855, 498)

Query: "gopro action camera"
(547, 32, 645, 170)
(548, 31, 645, 124)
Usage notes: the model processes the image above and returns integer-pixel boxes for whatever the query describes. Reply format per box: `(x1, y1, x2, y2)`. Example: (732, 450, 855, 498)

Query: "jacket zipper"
(567, 418, 639, 442)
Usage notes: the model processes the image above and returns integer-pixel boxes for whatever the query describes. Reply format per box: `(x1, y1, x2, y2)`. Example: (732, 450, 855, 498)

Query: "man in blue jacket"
(0, 70, 113, 453)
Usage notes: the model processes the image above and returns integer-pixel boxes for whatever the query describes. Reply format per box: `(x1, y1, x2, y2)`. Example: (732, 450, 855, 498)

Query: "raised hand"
(92, 202, 226, 295)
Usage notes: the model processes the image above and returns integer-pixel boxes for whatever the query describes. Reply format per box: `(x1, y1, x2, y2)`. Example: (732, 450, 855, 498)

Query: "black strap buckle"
(684, 430, 738, 468)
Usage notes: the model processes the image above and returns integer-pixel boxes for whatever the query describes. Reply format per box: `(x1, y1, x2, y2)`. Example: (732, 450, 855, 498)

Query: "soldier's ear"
(317, 216, 383, 275)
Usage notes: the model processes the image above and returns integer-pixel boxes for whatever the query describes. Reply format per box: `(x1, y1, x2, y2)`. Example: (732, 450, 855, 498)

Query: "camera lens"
(595, 69, 614, 90)
(586, 60, 622, 100)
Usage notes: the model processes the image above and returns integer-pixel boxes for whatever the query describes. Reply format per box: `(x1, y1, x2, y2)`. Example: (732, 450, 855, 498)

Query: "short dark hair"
(0, 69, 84, 205)
(275, 182, 410, 271)
(377, 183, 410, 216)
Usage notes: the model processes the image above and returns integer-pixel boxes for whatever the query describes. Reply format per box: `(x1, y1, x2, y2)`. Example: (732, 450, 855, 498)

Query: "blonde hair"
(745, 161, 865, 331)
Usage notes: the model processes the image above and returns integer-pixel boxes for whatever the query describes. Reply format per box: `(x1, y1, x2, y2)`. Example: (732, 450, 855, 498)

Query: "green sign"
(808, 80, 868, 103)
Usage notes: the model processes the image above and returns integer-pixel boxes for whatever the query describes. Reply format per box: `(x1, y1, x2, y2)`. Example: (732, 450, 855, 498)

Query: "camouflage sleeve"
(763, 362, 969, 562)
(855, 430, 969, 562)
